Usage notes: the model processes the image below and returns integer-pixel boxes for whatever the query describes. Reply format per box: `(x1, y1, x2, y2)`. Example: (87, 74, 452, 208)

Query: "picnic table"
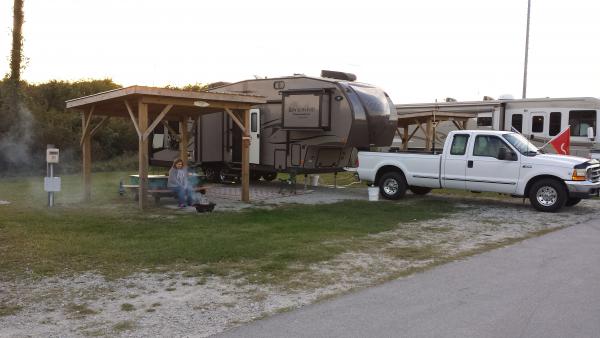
(122, 174, 209, 204)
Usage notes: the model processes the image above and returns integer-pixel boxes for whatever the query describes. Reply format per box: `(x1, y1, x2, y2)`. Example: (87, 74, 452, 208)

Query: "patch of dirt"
(1, 196, 597, 337)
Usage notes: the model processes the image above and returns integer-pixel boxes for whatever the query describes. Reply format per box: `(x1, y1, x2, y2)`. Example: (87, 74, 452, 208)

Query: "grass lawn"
(0, 171, 455, 282)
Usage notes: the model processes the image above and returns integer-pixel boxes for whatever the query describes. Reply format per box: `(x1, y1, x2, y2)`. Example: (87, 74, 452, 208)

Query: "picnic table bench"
(122, 174, 210, 205)
(122, 185, 210, 204)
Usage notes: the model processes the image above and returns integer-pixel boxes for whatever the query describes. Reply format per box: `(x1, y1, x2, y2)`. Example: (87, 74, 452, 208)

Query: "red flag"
(549, 126, 570, 155)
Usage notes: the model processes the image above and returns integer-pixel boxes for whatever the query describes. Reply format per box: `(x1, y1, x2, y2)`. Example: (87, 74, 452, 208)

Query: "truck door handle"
(468, 160, 473, 168)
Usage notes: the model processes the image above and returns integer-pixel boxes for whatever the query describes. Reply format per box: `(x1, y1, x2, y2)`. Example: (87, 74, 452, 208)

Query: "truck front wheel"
(529, 179, 567, 212)
(379, 172, 407, 200)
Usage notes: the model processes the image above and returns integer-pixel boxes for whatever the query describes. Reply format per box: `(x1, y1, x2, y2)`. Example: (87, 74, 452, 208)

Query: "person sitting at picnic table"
(168, 158, 196, 208)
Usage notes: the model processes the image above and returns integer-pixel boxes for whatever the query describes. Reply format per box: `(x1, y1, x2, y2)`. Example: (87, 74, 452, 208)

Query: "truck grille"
(588, 166, 600, 183)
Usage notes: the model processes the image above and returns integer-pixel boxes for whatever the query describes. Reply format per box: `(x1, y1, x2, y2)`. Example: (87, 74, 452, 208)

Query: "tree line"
(0, 79, 138, 174)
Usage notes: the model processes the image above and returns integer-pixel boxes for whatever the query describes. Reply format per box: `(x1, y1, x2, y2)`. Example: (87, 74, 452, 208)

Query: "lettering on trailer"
(283, 94, 321, 128)
(288, 105, 318, 116)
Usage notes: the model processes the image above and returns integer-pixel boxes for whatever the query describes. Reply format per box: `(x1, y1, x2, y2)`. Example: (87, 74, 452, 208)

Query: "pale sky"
(1, 0, 599, 103)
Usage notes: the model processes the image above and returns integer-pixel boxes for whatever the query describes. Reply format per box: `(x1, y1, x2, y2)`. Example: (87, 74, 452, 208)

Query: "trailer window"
(549, 112, 561, 136)
(511, 114, 523, 132)
(450, 134, 469, 155)
(476, 117, 492, 127)
(531, 116, 544, 133)
(569, 110, 596, 136)
(251, 112, 258, 133)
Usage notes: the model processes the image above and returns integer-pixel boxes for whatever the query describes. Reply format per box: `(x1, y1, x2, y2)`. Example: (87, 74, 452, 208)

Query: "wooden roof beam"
(142, 104, 173, 141)
(124, 100, 142, 138)
(140, 97, 254, 111)
(224, 108, 248, 135)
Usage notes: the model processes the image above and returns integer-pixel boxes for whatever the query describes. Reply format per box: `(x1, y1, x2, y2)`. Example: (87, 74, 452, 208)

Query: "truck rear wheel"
(409, 186, 432, 195)
(528, 179, 567, 212)
(379, 172, 407, 200)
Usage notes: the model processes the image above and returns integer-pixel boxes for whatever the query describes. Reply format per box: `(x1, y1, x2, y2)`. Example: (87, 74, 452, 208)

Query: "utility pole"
(522, 0, 531, 99)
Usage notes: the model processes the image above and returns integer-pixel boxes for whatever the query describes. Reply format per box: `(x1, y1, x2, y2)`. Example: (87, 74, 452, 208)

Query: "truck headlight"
(572, 168, 587, 181)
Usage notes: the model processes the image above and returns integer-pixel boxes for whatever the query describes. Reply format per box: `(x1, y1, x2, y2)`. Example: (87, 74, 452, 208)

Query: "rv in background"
(395, 97, 600, 158)
(151, 71, 398, 182)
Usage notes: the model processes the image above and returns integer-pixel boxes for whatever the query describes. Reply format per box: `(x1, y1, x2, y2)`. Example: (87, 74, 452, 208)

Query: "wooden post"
(425, 119, 433, 151)
(402, 126, 409, 151)
(179, 116, 189, 167)
(82, 112, 92, 202)
(82, 139, 92, 202)
(241, 109, 250, 202)
(138, 101, 149, 209)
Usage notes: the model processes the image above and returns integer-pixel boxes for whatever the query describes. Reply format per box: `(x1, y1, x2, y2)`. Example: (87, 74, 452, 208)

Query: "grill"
(587, 165, 600, 183)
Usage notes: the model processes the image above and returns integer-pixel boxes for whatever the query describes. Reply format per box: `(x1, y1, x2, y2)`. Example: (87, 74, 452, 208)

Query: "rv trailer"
(151, 71, 398, 182)
(395, 97, 600, 158)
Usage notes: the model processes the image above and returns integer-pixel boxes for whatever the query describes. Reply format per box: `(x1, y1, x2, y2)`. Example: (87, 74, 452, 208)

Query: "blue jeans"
(171, 186, 195, 206)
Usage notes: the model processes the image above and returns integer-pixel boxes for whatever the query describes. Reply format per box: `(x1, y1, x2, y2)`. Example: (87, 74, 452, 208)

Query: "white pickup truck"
(358, 130, 600, 212)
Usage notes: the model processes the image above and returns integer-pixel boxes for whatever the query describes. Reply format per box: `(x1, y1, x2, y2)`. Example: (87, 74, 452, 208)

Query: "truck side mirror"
(587, 126, 595, 141)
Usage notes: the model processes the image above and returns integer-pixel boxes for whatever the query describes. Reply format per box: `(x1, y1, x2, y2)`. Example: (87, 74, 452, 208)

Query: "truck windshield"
(349, 84, 391, 117)
(502, 133, 540, 156)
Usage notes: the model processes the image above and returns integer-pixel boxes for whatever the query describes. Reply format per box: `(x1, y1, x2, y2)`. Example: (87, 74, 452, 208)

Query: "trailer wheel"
(565, 197, 581, 207)
(218, 168, 229, 183)
(528, 178, 567, 212)
(379, 172, 407, 200)
(262, 172, 277, 182)
(203, 166, 218, 183)
(409, 186, 432, 195)
(250, 172, 262, 182)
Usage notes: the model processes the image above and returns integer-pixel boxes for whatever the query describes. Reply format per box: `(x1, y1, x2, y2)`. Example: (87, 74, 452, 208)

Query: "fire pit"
(193, 202, 216, 213)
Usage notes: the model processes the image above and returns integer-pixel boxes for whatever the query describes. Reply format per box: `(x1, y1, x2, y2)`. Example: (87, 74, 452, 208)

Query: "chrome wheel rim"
(536, 186, 558, 207)
(383, 178, 399, 195)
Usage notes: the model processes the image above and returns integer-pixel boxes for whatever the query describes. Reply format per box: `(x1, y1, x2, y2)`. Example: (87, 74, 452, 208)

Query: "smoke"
(0, 101, 34, 168)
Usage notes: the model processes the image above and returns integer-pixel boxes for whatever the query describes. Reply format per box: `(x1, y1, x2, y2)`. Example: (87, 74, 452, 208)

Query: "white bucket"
(368, 186, 379, 201)
(310, 175, 320, 187)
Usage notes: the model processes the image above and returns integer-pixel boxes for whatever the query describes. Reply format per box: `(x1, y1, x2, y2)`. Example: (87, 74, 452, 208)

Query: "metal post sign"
(45, 145, 60, 207)
(44, 177, 61, 192)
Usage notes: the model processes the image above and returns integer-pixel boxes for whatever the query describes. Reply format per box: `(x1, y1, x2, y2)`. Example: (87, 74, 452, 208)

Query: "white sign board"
(46, 148, 60, 163)
(44, 177, 61, 192)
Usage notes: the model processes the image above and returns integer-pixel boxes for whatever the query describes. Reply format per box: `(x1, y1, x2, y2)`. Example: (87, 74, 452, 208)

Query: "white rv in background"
(395, 97, 600, 158)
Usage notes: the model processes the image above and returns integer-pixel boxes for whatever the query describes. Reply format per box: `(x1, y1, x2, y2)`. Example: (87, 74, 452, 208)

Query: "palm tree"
(9, 0, 24, 96)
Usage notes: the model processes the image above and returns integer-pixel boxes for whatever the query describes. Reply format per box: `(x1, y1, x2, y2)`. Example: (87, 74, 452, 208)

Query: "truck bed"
(358, 151, 442, 188)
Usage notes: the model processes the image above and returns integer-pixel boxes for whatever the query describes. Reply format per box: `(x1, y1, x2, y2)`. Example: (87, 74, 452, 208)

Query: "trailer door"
(250, 109, 260, 164)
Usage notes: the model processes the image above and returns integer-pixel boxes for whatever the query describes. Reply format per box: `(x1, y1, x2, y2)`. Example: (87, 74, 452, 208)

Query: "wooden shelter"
(396, 111, 477, 150)
(66, 86, 266, 209)
(395, 101, 500, 151)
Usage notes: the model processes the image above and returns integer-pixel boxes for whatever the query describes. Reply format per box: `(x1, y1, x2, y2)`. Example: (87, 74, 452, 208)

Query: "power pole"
(522, 0, 531, 99)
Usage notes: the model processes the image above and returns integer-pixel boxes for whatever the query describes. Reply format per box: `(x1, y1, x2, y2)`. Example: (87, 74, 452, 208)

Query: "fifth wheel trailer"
(395, 97, 600, 158)
(151, 71, 398, 182)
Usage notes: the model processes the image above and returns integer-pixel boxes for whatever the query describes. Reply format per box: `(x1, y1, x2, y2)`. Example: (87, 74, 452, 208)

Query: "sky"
(1, 0, 600, 104)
